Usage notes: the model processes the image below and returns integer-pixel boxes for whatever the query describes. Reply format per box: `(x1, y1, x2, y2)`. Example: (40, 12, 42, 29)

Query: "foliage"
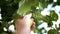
(0, 0, 60, 34)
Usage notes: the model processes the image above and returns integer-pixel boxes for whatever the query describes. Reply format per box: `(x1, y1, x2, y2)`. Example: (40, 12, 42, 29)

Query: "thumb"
(23, 13, 32, 26)
(23, 13, 32, 19)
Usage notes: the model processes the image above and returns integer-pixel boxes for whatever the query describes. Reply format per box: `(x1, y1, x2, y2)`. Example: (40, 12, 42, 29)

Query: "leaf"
(50, 10, 58, 21)
(48, 29, 57, 34)
(39, 2, 46, 9)
(14, 0, 21, 3)
(48, 21, 53, 27)
(1, 32, 7, 34)
(40, 15, 50, 22)
(39, 1, 48, 9)
(17, 0, 39, 17)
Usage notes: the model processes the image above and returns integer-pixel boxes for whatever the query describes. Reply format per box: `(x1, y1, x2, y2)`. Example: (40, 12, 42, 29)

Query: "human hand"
(15, 13, 35, 34)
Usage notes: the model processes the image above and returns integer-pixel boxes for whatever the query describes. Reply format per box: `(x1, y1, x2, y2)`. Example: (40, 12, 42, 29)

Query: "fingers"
(31, 22, 35, 30)
(15, 13, 35, 30)
(23, 13, 32, 19)
(22, 13, 32, 26)
(31, 18, 35, 30)
(31, 18, 35, 25)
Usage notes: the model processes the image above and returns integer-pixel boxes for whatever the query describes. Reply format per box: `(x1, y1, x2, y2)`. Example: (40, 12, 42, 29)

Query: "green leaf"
(48, 29, 57, 34)
(39, 2, 48, 9)
(40, 15, 50, 22)
(48, 21, 53, 27)
(17, 0, 39, 17)
(1, 32, 7, 34)
(50, 10, 58, 21)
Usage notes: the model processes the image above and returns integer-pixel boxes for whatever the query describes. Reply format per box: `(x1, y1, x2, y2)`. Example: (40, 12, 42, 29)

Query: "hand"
(15, 13, 35, 34)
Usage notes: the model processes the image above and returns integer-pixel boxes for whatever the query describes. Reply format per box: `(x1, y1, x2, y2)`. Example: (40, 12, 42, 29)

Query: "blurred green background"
(0, 0, 60, 34)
